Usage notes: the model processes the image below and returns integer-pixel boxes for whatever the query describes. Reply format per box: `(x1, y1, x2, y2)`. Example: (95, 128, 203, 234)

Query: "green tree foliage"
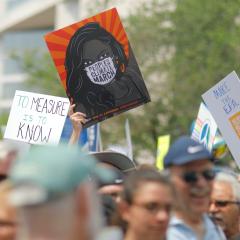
(0, 112, 9, 139)
(123, 0, 174, 153)
(125, 0, 240, 154)
(168, 0, 240, 137)
(11, 49, 66, 97)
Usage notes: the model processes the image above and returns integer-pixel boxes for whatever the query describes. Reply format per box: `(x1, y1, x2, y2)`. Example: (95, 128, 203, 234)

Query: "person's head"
(9, 144, 111, 240)
(0, 181, 17, 240)
(164, 136, 215, 219)
(209, 171, 240, 238)
(65, 22, 128, 114)
(119, 169, 173, 240)
(0, 140, 30, 179)
(98, 167, 124, 202)
(92, 151, 137, 201)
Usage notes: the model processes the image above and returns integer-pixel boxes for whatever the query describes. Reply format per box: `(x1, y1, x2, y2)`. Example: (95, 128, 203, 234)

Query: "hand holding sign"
(69, 104, 87, 131)
(68, 104, 87, 145)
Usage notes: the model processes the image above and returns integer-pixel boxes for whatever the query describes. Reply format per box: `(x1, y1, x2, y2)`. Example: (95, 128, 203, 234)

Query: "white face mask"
(85, 57, 117, 85)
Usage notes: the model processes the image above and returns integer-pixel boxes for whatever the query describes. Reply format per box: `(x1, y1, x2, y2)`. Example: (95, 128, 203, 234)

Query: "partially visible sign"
(156, 135, 170, 170)
(125, 119, 133, 161)
(4, 90, 69, 145)
(61, 118, 100, 152)
(87, 124, 100, 152)
(191, 102, 217, 151)
(202, 71, 240, 166)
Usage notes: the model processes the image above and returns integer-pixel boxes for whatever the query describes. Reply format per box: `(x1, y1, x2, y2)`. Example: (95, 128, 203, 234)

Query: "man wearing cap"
(8, 144, 113, 240)
(164, 136, 226, 240)
(92, 151, 136, 200)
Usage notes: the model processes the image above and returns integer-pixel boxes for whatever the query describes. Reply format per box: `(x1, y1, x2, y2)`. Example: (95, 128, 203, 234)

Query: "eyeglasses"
(133, 202, 172, 215)
(181, 169, 215, 184)
(210, 200, 240, 208)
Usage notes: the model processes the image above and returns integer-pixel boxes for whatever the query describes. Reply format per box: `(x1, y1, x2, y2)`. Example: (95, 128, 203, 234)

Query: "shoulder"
(167, 215, 196, 240)
(203, 215, 226, 240)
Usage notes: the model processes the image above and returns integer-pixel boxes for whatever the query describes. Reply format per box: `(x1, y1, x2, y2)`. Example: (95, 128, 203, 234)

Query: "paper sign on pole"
(156, 135, 170, 170)
(202, 71, 240, 166)
(4, 90, 70, 145)
(191, 102, 217, 151)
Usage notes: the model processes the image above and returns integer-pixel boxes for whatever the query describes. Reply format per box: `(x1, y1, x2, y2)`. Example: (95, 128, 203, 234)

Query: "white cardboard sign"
(4, 90, 70, 145)
(202, 71, 240, 165)
(191, 102, 217, 151)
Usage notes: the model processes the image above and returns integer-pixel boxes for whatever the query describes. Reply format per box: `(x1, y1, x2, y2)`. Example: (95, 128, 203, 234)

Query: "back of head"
(8, 144, 112, 240)
(215, 171, 240, 201)
(9, 144, 99, 206)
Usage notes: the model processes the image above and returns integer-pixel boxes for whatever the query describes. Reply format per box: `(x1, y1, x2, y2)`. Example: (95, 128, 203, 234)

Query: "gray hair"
(215, 172, 240, 201)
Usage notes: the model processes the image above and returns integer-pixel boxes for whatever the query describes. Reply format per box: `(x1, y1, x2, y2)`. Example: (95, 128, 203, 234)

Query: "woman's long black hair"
(65, 22, 128, 117)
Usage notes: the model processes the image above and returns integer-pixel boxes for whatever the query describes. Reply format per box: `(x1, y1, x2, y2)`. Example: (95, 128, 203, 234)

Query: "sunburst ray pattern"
(45, 8, 129, 89)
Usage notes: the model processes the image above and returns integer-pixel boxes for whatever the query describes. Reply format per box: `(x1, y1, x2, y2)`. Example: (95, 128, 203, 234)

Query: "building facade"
(0, 0, 144, 116)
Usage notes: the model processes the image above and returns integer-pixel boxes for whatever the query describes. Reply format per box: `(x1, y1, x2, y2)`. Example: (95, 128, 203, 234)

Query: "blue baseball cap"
(164, 136, 214, 168)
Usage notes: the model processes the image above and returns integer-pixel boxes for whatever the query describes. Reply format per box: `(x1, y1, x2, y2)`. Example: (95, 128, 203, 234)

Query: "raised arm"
(68, 104, 87, 145)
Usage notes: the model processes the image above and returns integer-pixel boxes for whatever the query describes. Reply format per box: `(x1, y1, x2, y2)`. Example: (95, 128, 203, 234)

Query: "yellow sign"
(156, 135, 170, 170)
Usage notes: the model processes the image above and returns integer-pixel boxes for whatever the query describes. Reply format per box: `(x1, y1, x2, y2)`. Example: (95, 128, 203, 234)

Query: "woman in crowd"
(118, 169, 173, 240)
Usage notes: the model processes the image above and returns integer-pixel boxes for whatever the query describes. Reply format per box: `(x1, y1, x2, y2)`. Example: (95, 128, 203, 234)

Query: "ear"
(118, 199, 131, 222)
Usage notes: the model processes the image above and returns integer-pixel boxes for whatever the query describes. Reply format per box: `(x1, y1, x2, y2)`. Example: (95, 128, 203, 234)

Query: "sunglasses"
(181, 169, 215, 184)
(210, 200, 240, 208)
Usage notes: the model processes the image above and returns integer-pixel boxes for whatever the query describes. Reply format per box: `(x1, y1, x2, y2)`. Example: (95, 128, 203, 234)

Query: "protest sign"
(212, 132, 228, 159)
(45, 8, 150, 127)
(156, 135, 170, 170)
(4, 90, 70, 145)
(202, 71, 240, 166)
(191, 102, 217, 151)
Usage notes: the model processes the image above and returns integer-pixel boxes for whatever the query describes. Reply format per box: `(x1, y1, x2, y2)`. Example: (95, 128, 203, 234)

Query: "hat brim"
(91, 152, 136, 173)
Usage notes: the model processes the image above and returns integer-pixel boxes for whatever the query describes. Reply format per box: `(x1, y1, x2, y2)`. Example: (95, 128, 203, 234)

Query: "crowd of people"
(0, 108, 240, 240)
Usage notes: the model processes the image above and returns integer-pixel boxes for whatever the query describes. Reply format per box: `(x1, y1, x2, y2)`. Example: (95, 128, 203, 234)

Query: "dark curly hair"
(65, 22, 128, 117)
